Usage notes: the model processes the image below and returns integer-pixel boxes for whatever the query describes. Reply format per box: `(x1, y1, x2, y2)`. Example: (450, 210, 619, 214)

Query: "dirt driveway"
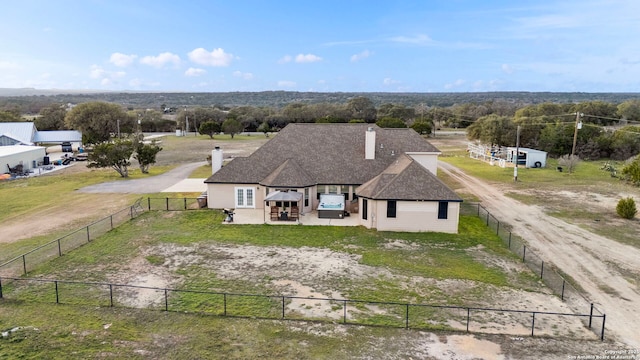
(438, 161, 640, 349)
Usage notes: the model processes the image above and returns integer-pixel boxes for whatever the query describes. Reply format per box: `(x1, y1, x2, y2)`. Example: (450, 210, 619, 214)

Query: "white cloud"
(185, 67, 207, 77)
(502, 64, 514, 74)
(188, 48, 234, 67)
(129, 78, 142, 87)
(350, 50, 372, 62)
(233, 71, 254, 80)
(277, 80, 296, 88)
(383, 77, 400, 86)
(110, 53, 138, 67)
(100, 78, 112, 86)
(89, 65, 106, 79)
(0, 61, 20, 70)
(295, 54, 322, 63)
(140, 52, 181, 68)
(391, 34, 432, 45)
(278, 55, 293, 64)
(444, 79, 466, 89)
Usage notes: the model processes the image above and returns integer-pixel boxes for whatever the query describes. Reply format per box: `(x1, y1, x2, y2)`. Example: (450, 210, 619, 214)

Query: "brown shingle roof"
(205, 123, 441, 187)
(356, 154, 462, 201)
(259, 158, 315, 188)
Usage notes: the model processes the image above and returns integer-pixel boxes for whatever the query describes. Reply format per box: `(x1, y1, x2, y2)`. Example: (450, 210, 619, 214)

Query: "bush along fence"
(0, 199, 146, 278)
(0, 276, 604, 340)
(460, 202, 606, 340)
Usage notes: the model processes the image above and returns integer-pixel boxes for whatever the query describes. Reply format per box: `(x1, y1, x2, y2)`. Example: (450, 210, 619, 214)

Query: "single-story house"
(205, 123, 462, 233)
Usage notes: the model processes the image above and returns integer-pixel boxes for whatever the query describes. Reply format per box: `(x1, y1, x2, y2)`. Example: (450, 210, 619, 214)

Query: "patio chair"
(290, 206, 299, 221)
(270, 206, 279, 221)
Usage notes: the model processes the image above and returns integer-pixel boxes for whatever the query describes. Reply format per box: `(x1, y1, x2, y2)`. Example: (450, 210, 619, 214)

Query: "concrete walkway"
(78, 162, 207, 194)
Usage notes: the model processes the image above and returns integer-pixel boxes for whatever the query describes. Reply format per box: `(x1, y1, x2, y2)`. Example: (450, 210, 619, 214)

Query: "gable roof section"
(260, 158, 315, 188)
(356, 154, 462, 202)
(0, 134, 24, 146)
(0, 122, 37, 145)
(205, 123, 440, 186)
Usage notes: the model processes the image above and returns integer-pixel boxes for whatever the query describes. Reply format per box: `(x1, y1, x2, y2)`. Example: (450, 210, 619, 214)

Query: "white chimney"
(212, 147, 223, 174)
(365, 127, 376, 160)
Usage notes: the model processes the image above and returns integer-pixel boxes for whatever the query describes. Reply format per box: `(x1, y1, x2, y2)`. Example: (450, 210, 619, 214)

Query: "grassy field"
(437, 142, 640, 249)
(1, 208, 571, 358)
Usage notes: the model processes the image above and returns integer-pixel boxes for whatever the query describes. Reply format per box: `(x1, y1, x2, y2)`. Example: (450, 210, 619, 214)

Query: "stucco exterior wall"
(207, 183, 264, 209)
(361, 199, 459, 233)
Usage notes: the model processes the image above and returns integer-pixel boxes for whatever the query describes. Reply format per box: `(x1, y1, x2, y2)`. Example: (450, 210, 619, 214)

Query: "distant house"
(205, 123, 462, 233)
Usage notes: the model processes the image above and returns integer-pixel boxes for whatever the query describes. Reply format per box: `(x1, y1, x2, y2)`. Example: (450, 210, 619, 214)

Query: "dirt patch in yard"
(105, 242, 597, 341)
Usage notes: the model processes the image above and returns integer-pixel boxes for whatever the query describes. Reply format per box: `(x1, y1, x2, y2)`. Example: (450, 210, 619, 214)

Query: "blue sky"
(1, 0, 639, 92)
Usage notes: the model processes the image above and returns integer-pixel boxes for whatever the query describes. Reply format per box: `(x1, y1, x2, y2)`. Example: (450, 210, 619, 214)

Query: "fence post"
(110, 215, 114, 229)
(477, 203, 480, 216)
(164, 289, 168, 311)
(184, 198, 187, 210)
(496, 221, 500, 235)
(466, 308, 470, 332)
(601, 314, 606, 341)
(343, 300, 347, 324)
(86, 226, 90, 242)
(522, 246, 526, 262)
(540, 261, 544, 279)
(166, 198, 169, 211)
(130, 206, 133, 219)
(109, 284, 113, 307)
(508, 233, 512, 249)
(0, 277, 3, 299)
(486, 212, 490, 226)
(22, 255, 27, 275)
(531, 312, 535, 336)
(148, 197, 151, 211)
(588, 303, 594, 328)
(561, 280, 565, 300)
(223, 293, 227, 316)
(57, 238, 62, 257)
(405, 304, 409, 329)
(55, 281, 59, 304)
(282, 297, 285, 318)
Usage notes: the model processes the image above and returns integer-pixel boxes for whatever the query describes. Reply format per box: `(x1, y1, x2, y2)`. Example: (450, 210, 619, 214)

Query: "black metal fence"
(0, 199, 146, 278)
(146, 197, 206, 211)
(460, 202, 606, 340)
(0, 276, 604, 340)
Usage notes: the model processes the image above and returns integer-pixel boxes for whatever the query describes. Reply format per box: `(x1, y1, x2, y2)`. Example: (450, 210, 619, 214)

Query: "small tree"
(257, 122, 270, 137)
(199, 121, 221, 139)
(410, 120, 433, 135)
(222, 118, 243, 139)
(616, 197, 637, 219)
(621, 156, 640, 186)
(88, 139, 134, 177)
(134, 140, 163, 174)
(375, 117, 407, 128)
(558, 154, 581, 174)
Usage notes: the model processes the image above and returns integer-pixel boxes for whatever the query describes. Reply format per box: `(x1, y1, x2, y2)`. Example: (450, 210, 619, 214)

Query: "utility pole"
(514, 125, 521, 182)
(184, 106, 189, 135)
(571, 112, 583, 157)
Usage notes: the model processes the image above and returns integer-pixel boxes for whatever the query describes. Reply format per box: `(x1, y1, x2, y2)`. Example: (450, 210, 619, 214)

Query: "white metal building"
(1, 145, 47, 172)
